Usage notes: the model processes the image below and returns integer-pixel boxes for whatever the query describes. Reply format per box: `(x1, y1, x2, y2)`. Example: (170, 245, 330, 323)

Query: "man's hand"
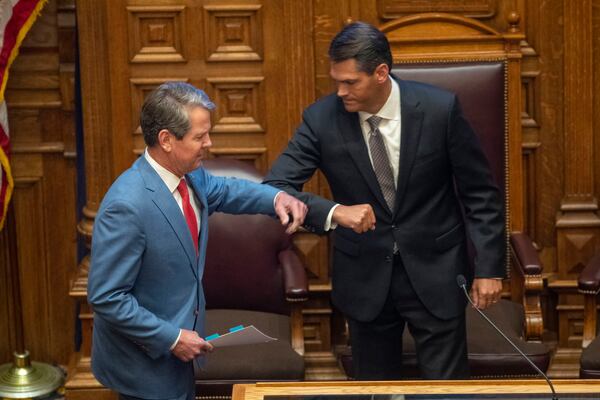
(332, 204, 376, 233)
(470, 278, 503, 309)
(274, 192, 308, 234)
(171, 329, 214, 362)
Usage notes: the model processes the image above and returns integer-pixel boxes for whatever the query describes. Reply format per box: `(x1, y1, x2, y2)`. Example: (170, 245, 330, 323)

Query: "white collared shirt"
(144, 149, 201, 229)
(325, 77, 401, 230)
(358, 77, 401, 184)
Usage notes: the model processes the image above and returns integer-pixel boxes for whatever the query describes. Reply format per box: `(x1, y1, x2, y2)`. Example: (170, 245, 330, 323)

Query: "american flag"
(0, 0, 46, 230)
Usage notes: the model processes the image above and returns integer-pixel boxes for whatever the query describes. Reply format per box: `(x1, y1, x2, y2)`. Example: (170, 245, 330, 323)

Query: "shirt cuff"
(273, 191, 283, 209)
(169, 329, 182, 351)
(324, 204, 340, 231)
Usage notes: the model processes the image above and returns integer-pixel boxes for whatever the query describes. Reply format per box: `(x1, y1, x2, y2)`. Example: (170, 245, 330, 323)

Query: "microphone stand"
(457, 277, 557, 400)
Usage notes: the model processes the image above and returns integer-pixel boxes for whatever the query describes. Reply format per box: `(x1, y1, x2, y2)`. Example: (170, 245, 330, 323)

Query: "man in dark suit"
(264, 22, 505, 380)
(88, 82, 307, 400)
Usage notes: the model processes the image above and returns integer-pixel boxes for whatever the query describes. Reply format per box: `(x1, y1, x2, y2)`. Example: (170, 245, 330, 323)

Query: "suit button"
(385, 256, 392, 262)
(194, 309, 199, 316)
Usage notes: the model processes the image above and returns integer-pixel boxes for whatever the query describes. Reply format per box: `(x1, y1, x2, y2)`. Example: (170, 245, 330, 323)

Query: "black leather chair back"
(202, 159, 291, 316)
(392, 62, 506, 193)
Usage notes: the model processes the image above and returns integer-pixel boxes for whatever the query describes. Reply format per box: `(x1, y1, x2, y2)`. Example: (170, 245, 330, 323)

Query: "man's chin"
(342, 102, 359, 112)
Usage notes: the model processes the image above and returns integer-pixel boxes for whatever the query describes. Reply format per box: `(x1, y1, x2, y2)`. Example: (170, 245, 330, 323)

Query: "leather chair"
(339, 238, 550, 379)
(338, 13, 551, 379)
(194, 159, 307, 399)
(577, 253, 600, 378)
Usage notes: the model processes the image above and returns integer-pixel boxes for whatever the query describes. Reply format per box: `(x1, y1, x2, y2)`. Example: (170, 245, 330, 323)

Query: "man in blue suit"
(88, 82, 307, 400)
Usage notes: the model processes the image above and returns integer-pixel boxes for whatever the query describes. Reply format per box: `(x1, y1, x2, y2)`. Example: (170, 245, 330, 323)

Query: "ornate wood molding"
(549, 0, 600, 350)
(376, 0, 497, 20)
(555, 0, 600, 280)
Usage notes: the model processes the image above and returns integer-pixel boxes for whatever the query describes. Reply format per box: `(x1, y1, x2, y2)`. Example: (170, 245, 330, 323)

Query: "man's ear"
(157, 129, 172, 152)
(375, 63, 389, 83)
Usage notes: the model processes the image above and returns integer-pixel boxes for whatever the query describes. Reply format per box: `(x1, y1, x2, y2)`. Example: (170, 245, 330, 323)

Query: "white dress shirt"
(325, 77, 401, 230)
(144, 149, 201, 350)
(144, 150, 201, 228)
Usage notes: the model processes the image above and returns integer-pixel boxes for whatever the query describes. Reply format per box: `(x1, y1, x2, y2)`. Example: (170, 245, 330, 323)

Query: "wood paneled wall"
(2, 0, 600, 389)
(0, 0, 77, 365)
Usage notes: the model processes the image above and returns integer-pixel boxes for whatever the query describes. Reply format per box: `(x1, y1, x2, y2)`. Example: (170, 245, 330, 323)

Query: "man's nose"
(337, 85, 348, 97)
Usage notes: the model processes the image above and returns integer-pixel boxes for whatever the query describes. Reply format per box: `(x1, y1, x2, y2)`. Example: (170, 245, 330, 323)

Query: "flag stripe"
(0, 1, 17, 46)
(1, 0, 43, 102)
(0, 119, 12, 230)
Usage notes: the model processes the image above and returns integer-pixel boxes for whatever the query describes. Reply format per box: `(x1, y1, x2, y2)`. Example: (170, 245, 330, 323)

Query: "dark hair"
(140, 81, 215, 147)
(328, 21, 392, 74)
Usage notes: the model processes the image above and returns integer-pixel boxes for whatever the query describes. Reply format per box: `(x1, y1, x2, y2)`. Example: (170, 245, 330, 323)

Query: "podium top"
(232, 380, 600, 400)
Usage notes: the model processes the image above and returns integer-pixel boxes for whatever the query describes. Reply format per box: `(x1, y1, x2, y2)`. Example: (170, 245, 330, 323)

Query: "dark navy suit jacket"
(264, 77, 505, 322)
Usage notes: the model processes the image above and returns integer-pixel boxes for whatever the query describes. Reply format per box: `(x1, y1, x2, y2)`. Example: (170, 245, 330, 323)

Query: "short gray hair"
(140, 81, 216, 147)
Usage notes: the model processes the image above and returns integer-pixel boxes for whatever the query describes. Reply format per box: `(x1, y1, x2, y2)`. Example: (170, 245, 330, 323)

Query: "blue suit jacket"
(88, 156, 279, 398)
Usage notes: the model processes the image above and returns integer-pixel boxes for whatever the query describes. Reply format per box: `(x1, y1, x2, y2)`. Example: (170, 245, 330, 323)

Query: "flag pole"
(0, 207, 64, 398)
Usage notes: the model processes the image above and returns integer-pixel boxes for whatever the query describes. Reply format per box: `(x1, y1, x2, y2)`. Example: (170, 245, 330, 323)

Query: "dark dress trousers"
(264, 77, 505, 378)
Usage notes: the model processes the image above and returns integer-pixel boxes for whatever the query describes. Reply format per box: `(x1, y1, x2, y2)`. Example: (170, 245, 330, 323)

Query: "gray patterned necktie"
(367, 115, 396, 211)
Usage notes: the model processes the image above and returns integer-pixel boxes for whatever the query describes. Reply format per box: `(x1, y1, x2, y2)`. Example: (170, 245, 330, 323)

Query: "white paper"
(207, 325, 277, 348)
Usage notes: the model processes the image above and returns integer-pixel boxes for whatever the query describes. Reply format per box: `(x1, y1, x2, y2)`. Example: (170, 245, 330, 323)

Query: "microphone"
(456, 274, 557, 400)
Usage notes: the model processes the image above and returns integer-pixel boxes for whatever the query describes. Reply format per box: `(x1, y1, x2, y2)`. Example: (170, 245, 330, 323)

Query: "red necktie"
(177, 179, 199, 256)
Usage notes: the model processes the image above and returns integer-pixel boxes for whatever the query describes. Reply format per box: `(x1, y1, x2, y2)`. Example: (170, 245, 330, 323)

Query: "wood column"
(276, 0, 343, 379)
(552, 0, 600, 348)
(66, 1, 117, 399)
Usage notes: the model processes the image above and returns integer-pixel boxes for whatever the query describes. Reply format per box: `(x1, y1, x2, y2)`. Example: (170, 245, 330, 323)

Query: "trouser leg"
(391, 255, 469, 379)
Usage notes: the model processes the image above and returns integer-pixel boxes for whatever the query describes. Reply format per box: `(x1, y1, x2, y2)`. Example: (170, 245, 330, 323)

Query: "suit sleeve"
(88, 200, 180, 359)
(263, 109, 337, 234)
(447, 96, 506, 279)
(194, 169, 281, 215)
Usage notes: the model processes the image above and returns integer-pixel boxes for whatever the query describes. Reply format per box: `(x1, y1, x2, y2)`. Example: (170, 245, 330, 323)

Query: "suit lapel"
(394, 79, 424, 215)
(337, 101, 390, 212)
(137, 157, 198, 278)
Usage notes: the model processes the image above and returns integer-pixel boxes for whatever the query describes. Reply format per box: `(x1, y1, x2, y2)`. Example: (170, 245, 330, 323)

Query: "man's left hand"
(274, 192, 308, 234)
(470, 278, 502, 309)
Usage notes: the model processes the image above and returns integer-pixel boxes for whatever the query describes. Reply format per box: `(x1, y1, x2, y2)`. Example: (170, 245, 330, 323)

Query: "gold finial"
(507, 11, 520, 33)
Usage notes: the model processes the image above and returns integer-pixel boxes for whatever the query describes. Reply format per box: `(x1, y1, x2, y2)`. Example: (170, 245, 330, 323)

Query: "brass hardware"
(0, 351, 63, 399)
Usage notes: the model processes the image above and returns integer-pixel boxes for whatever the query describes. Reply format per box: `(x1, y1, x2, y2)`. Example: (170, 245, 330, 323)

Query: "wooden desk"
(232, 380, 600, 400)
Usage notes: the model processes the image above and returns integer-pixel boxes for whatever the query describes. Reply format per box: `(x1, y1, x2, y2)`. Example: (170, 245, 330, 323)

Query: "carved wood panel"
(558, 229, 600, 279)
(521, 0, 562, 258)
(127, 5, 187, 63)
(203, 4, 263, 62)
(377, 0, 497, 19)
(206, 76, 265, 134)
